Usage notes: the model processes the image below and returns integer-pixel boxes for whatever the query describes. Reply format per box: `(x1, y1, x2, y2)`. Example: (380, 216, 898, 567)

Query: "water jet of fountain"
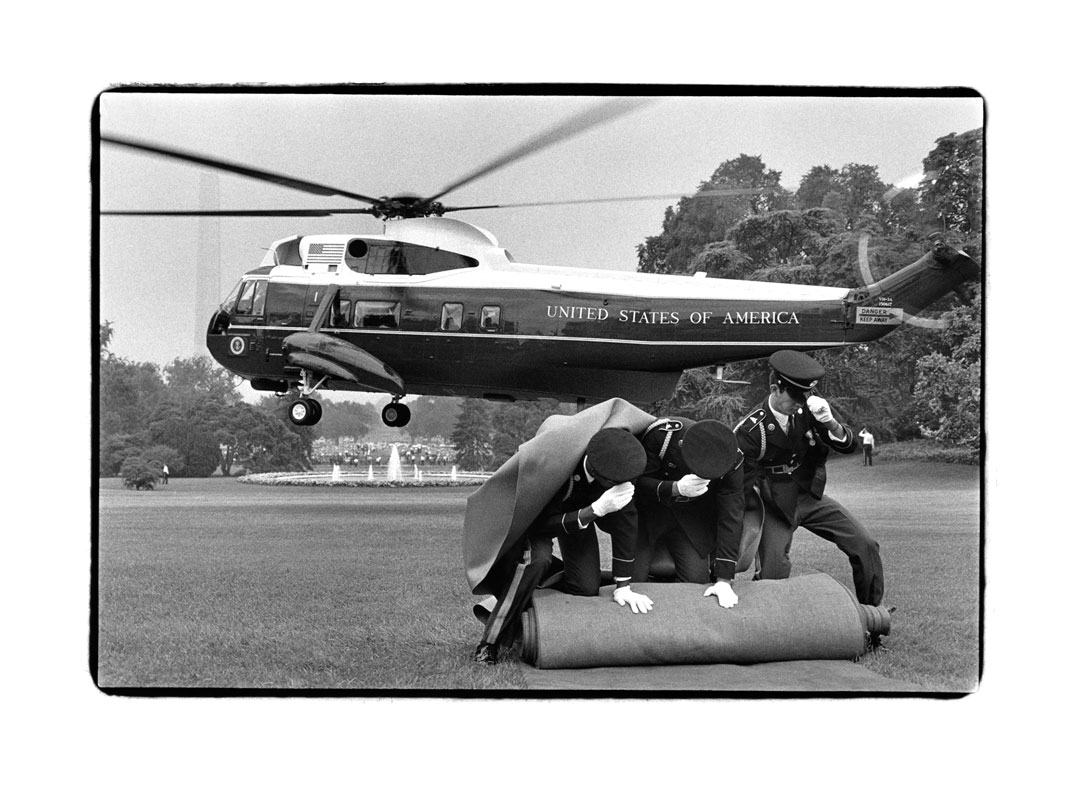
(386, 445, 403, 482)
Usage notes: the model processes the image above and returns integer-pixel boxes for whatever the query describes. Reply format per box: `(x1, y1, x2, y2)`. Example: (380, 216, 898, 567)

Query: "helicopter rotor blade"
(100, 208, 378, 217)
(421, 98, 653, 206)
(101, 134, 383, 204)
(441, 186, 764, 213)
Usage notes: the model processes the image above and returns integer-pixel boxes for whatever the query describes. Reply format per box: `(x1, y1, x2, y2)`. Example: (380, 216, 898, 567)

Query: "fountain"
(238, 446, 487, 487)
(386, 444, 403, 482)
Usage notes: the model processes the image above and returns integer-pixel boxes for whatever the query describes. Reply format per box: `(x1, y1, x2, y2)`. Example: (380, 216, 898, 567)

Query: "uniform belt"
(764, 463, 800, 476)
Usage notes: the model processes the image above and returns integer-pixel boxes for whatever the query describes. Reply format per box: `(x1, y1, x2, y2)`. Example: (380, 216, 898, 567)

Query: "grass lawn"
(95, 452, 980, 692)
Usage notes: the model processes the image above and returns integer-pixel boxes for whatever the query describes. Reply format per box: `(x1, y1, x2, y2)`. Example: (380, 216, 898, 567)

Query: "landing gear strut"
(382, 398, 411, 428)
(288, 370, 328, 426)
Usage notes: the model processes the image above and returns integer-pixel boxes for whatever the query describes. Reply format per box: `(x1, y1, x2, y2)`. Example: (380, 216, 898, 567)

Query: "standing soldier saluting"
(735, 350, 884, 606)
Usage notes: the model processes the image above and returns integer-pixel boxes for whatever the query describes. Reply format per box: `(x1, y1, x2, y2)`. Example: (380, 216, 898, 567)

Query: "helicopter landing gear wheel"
(382, 402, 411, 428)
(289, 397, 322, 426)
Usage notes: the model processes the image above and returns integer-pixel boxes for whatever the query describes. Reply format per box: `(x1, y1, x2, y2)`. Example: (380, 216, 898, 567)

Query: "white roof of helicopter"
(263, 217, 851, 301)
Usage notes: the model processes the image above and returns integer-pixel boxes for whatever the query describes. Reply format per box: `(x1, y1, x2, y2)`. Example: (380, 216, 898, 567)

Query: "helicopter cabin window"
(344, 240, 479, 275)
(330, 298, 352, 328)
(353, 301, 400, 329)
(264, 282, 308, 326)
(441, 303, 464, 332)
(480, 305, 501, 331)
(233, 279, 267, 323)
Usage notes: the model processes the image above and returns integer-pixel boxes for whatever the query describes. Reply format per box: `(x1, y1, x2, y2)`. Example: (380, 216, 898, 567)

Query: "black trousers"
(753, 490, 884, 606)
(479, 525, 604, 648)
(631, 515, 709, 584)
(862, 445, 873, 465)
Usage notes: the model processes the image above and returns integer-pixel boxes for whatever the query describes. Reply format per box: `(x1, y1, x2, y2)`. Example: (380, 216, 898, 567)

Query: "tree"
(794, 165, 841, 210)
(637, 155, 790, 275)
(146, 397, 222, 477)
(163, 355, 242, 409)
(215, 402, 311, 475)
(307, 397, 379, 441)
(255, 392, 316, 459)
(100, 433, 144, 476)
(726, 207, 845, 275)
(403, 396, 464, 440)
(837, 163, 888, 230)
(649, 367, 750, 427)
(99, 321, 115, 359)
(629, 137, 982, 448)
(489, 399, 565, 466)
(451, 399, 495, 470)
(913, 291, 982, 453)
(919, 128, 983, 238)
(99, 356, 167, 439)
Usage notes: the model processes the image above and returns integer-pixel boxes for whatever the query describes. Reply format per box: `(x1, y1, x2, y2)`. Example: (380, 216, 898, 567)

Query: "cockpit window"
(344, 240, 479, 275)
(234, 280, 267, 316)
(221, 280, 243, 311)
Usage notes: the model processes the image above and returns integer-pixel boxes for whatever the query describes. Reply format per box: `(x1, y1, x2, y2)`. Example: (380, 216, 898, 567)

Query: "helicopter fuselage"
(206, 217, 978, 408)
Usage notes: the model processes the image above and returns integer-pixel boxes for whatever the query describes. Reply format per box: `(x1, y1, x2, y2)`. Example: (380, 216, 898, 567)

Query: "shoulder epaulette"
(735, 408, 767, 433)
(642, 418, 682, 460)
(734, 408, 768, 461)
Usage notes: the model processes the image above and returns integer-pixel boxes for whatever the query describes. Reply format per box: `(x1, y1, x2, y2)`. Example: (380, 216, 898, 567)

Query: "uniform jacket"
(533, 456, 639, 581)
(463, 398, 656, 596)
(634, 418, 744, 581)
(734, 397, 858, 522)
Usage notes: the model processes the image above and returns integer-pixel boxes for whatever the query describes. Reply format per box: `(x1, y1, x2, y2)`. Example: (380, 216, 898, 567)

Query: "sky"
(97, 90, 983, 371)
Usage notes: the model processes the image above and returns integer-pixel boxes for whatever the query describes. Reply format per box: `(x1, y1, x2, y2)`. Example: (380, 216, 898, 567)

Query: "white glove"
(613, 586, 654, 613)
(703, 580, 739, 608)
(591, 481, 634, 517)
(675, 473, 710, 498)
(806, 394, 834, 425)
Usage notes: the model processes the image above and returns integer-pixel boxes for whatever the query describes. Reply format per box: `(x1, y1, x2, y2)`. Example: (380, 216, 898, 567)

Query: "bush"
(119, 455, 159, 490)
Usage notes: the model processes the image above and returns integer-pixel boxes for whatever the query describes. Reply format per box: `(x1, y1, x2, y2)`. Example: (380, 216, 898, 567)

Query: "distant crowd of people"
(311, 440, 456, 469)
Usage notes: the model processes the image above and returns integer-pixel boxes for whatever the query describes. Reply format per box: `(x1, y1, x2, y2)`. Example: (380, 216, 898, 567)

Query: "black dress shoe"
(473, 642, 498, 665)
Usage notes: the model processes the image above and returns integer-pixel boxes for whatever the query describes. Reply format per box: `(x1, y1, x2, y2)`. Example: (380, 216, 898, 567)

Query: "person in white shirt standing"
(858, 427, 875, 466)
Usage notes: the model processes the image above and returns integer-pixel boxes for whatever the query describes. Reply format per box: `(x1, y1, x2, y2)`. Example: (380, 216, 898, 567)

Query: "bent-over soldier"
(472, 426, 653, 664)
(735, 350, 884, 606)
(633, 418, 744, 608)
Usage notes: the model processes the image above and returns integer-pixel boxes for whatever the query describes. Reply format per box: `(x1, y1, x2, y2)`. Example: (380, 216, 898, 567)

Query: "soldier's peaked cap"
(679, 419, 740, 479)
(586, 428, 647, 483)
(769, 350, 825, 396)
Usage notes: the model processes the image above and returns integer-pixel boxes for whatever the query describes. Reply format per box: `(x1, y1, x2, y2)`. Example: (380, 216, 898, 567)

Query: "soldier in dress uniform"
(734, 350, 884, 606)
(633, 418, 744, 608)
(472, 427, 654, 664)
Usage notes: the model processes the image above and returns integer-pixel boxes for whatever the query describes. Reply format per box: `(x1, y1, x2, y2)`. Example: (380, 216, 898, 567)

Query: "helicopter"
(101, 99, 981, 428)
